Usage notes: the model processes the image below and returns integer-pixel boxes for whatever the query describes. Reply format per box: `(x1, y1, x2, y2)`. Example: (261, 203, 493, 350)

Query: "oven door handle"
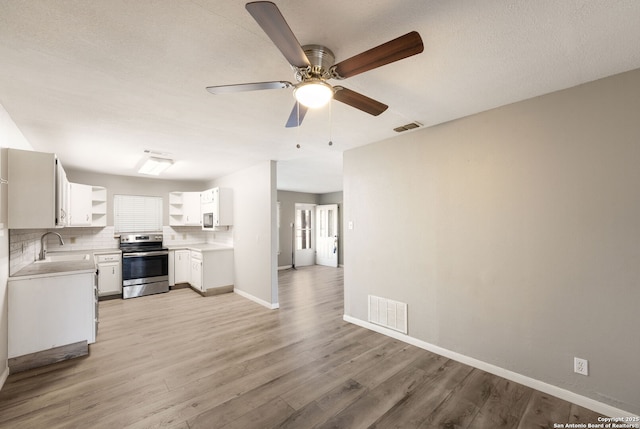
(123, 251, 169, 258)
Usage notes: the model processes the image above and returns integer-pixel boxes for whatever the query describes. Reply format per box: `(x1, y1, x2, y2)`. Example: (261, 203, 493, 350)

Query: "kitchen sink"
(35, 253, 91, 263)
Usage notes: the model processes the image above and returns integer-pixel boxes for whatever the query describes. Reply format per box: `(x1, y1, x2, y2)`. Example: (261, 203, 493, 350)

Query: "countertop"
(166, 243, 233, 252)
(9, 249, 120, 280)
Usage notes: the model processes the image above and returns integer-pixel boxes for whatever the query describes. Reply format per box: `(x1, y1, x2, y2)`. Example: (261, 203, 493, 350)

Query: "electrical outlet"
(574, 357, 588, 376)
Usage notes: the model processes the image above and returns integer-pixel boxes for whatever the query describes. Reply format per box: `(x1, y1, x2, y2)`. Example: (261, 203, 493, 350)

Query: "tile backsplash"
(9, 225, 231, 276)
(162, 226, 232, 246)
(162, 226, 212, 246)
(9, 227, 119, 275)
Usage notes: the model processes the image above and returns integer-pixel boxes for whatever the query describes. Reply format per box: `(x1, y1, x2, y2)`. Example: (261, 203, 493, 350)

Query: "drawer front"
(96, 254, 122, 263)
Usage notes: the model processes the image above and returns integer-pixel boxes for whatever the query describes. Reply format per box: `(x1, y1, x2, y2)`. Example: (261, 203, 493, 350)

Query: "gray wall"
(277, 190, 344, 268)
(343, 68, 640, 414)
(65, 168, 208, 227)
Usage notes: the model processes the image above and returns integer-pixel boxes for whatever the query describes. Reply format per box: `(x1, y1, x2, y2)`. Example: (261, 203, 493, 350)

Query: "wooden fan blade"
(285, 102, 308, 128)
(246, 2, 310, 68)
(332, 31, 423, 79)
(333, 86, 388, 116)
(206, 81, 292, 94)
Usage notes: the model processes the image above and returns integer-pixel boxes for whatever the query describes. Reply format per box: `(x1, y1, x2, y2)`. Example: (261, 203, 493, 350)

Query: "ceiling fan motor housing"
(296, 45, 335, 81)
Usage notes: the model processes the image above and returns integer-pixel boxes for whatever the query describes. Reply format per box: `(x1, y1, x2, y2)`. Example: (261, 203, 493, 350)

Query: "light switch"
(348, 221, 354, 230)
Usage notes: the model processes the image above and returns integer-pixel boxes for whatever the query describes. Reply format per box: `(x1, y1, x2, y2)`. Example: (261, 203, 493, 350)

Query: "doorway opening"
(292, 203, 339, 269)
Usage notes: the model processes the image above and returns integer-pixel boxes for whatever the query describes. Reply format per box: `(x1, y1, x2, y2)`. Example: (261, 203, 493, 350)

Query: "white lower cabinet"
(96, 253, 122, 297)
(8, 272, 96, 359)
(190, 251, 203, 291)
(174, 250, 191, 284)
(188, 249, 233, 294)
(171, 247, 234, 294)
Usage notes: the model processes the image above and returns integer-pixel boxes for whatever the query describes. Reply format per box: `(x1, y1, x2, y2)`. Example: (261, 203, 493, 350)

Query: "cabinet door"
(98, 262, 122, 296)
(190, 257, 202, 291)
(8, 149, 59, 228)
(174, 250, 190, 284)
(58, 166, 69, 227)
(69, 183, 93, 226)
(8, 273, 95, 358)
(213, 188, 233, 226)
(201, 249, 234, 290)
(183, 192, 202, 225)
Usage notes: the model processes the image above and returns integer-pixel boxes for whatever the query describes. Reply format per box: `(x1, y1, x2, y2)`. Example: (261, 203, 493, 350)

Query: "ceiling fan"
(206, 1, 424, 128)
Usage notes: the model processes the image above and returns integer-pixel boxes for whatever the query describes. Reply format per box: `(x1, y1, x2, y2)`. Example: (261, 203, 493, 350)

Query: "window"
(318, 208, 334, 238)
(295, 208, 312, 250)
(114, 195, 163, 233)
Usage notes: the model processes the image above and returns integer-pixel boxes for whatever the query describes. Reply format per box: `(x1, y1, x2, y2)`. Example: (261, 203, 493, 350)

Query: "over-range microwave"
(202, 211, 214, 229)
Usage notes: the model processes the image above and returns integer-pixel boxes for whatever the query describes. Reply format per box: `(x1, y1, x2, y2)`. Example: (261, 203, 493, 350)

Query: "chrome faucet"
(39, 231, 64, 260)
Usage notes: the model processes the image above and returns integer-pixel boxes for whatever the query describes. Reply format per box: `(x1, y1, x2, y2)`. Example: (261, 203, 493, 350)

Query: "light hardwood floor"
(0, 265, 602, 428)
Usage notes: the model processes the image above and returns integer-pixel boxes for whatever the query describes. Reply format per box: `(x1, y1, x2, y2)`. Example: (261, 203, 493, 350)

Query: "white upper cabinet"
(183, 192, 201, 226)
(8, 149, 108, 229)
(91, 186, 107, 227)
(68, 182, 93, 227)
(169, 191, 201, 226)
(201, 187, 233, 228)
(8, 148, 68, 229)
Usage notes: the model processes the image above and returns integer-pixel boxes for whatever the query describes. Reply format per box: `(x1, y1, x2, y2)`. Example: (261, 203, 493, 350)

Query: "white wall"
(0, 103, 34, 388)
(343, 69, 640, 415)
(212, 161, 278, 308)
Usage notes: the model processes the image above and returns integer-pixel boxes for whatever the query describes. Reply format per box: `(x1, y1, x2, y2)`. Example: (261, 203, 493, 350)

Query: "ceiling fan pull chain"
(296, 102, 301, 149)
(328, 101, 333, 146)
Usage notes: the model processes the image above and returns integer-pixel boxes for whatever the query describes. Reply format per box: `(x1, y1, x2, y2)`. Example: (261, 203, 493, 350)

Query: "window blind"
(114, 195, 163, 233)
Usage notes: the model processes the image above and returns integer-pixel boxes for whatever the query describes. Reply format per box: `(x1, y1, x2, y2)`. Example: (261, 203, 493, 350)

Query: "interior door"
(294, 203, 315, 267)
(315, 204, 338, 267)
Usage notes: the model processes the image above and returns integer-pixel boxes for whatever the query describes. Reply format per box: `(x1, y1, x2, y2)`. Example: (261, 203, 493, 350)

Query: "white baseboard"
(234, 288, 279, 310)
(0, 364, 9, 391)
(343, 315, 637, 418)
(278, 265, 292, 271)
(339, 264, 345, 268)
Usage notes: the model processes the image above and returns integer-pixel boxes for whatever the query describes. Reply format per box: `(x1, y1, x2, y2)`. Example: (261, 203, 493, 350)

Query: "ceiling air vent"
(394, 121, 422, 133)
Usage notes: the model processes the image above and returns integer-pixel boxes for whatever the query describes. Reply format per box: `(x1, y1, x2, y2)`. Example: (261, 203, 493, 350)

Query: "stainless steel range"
(120, 233, 169, 299)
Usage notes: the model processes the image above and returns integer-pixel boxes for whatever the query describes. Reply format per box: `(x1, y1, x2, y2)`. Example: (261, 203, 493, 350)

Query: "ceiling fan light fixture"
(294, 81, 333, 108)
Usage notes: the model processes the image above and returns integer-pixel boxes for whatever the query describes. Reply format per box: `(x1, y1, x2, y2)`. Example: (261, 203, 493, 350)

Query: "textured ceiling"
(1, 1, 640, 193)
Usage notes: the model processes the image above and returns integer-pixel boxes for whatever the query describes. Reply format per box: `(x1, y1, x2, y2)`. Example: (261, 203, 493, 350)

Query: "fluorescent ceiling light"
(294, 81, 333, 108)
(138, 157, 173, 175)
